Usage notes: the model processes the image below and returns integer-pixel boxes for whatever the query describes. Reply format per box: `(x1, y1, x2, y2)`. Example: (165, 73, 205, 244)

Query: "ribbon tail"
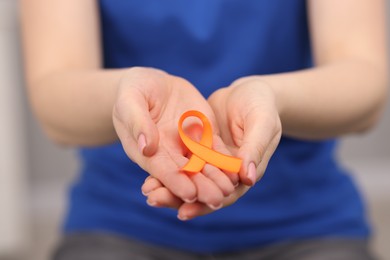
(181, 154, 205, 173)
(186, 143, 242, 173)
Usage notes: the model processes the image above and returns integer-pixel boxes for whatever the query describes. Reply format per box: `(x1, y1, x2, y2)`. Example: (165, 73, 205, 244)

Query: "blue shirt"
(64, 0, 370, 253)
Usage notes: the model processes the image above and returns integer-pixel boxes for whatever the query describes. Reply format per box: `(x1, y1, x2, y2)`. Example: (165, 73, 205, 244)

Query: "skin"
(112, 67, 239, 208)
(21, 0, 388, 220)
(20, 0, 238, 208)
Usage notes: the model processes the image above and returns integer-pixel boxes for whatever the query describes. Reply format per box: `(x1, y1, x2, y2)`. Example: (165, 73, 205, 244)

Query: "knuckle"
(241, 140, 265, 164)
(254, 143, 266, 162)
(203, 190, 223, 205)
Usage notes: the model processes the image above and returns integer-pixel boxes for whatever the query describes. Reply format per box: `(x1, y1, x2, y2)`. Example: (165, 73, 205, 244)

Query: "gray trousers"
(52, 232, 377, 260)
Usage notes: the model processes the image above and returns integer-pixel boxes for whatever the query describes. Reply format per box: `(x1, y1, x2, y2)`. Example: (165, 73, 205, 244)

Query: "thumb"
(236, 111, 278, 186)
(131, 101, 159, 157)
(113, 89, 159, 158)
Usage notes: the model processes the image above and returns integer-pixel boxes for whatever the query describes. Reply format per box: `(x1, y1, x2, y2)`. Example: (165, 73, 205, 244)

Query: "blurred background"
(1, 1, 390, 260)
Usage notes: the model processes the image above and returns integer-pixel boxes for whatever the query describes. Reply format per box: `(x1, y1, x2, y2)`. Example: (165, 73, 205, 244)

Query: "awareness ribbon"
(178, 110, 242, 173)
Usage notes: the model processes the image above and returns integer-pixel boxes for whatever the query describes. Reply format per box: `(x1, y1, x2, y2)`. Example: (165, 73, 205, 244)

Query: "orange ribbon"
(178, 110, 242, 173)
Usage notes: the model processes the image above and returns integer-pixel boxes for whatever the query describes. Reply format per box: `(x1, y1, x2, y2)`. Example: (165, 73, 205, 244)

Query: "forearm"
(28, 69, 126, 146)
(261, 59, 388, 139)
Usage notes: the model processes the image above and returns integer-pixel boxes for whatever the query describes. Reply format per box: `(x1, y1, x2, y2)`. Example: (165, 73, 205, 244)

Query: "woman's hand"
(142, 76, 282, 220)
(208, 77, 282, 186)
(113, 67, 238, 208)
(142, 175, 249, 221)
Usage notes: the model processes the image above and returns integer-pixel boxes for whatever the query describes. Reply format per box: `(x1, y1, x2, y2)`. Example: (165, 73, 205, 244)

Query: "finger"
(202, 164, 235, 197)
(212, 135, 239, 186)
(177, 184, 249, 221)
(146, 187, 183, 209)
(179, 114, 237, 197)
(141, 176, 163, 196)
(237, 110, 281, 186)
(177, 202, 212, 221)
(146, 151, 197, 203)
(115, 89, 159, 157)
(190, 173, 224, 210)
(252, 133, 281, 186)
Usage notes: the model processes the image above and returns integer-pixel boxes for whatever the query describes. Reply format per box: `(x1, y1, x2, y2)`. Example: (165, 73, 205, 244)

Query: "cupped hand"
(208, 76, 282, 186)
(142, 76, 282, 220)
(113, 67, 238, 208)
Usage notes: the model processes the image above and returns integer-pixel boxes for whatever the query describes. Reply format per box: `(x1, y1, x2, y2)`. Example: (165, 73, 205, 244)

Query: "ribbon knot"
(178, 110, 242, 173)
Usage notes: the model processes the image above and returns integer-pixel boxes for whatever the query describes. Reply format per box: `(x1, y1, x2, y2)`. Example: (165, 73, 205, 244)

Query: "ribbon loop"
(178, 110, 242, 173)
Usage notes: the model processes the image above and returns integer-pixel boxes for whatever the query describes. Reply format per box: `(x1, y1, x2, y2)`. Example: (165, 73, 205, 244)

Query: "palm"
(145, 77, 213, 190)
(141, 77, 282, 220)
(114, 68, 237, 206)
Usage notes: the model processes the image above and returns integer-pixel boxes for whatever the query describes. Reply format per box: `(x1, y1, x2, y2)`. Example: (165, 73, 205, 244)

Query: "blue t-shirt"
(64, 0, 370, 253)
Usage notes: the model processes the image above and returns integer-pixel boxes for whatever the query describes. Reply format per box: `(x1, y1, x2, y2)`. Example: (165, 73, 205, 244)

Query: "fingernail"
(138, 134, 147, 154)
(208, 203, 223, 210)
(141, 185, 153, 196)
(147, 199, 157, 207)
(234, 182, 240, 188)
(178, 214, 188, 221)
(183, 197, 197, 204)
(247, 162, 257, 185)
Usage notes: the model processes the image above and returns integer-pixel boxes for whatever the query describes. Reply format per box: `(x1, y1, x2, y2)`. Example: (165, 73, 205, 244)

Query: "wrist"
(259, 77, 285, 121)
